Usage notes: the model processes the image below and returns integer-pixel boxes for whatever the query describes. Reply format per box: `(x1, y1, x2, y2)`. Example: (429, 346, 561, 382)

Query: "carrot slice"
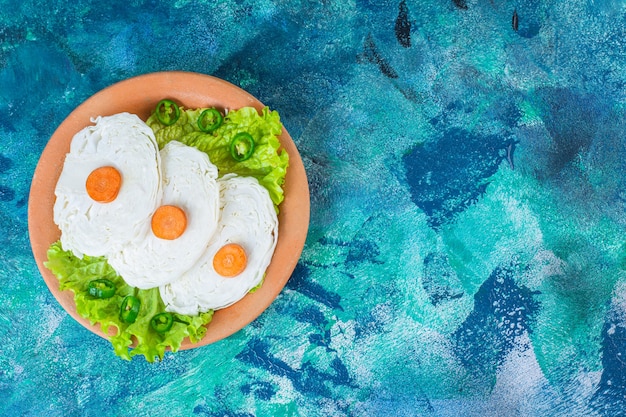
(85, 166, 122, 203)
(151, 205, 187, 240)
(213, 243, 247, 277)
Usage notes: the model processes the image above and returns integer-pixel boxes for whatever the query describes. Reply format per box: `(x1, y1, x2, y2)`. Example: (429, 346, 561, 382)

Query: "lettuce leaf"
(146, 106, 289, 208)
(45, 242, 213, 362)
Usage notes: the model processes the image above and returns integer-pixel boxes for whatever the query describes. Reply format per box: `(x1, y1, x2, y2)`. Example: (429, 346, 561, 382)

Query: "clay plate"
(28, 71, 310, 349)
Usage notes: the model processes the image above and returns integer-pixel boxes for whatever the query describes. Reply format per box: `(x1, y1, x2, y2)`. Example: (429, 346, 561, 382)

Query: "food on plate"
(229, 132, 255, 162)
(151, 205, 188, 240)
(107, 140, 220, 289)
(53, 113, 162, 259)
(85, 166, 122, 203)
(119, 295, 141, 323)
(154, 99, 181, 126)
(197, 108, 223, 133)
(147, 105, 288, 208)
(160, 175, 278, 315)
(45, 101, 289, 362)
(213, 243, 248, 277)
(87, 278, 116, 299)
(45, 240, 214, 361)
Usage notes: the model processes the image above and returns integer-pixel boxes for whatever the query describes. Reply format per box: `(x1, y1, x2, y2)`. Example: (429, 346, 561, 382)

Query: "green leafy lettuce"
(45, 242, 213, 362)
(146, 106, 289, 208)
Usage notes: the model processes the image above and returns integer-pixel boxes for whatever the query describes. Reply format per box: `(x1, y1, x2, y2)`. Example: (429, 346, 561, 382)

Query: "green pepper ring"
(197, 108, 223, 133)
(87, 279, 116, 299)
(150, 312, 174, 333)
(119, 295, 141, 324)
(229, 132, 256, 162)
(155, 99, 181, 126)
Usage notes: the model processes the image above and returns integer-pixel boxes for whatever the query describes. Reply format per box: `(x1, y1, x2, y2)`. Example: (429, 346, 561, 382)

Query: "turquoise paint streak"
(442, 160, 624, 394)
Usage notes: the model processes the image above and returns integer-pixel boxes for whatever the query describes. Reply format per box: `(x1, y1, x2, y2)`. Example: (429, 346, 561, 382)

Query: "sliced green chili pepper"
(229, 132, 255, 162)
(87, 279, 116, 299)
(155, 99, 181, 126)
(150, 312, 174, 333)
(119, 295, 141, 324)
(197, 108, 223, 133)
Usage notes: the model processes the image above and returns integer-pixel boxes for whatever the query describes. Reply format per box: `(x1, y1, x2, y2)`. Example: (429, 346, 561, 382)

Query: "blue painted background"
(1, 0, 625, 415)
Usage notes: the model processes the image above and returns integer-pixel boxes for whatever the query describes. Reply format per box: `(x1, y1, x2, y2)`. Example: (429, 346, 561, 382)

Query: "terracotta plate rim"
(27, 71, 310, 351)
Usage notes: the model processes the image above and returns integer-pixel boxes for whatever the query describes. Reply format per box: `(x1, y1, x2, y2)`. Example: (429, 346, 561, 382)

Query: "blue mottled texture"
(1, 0, 626, 416)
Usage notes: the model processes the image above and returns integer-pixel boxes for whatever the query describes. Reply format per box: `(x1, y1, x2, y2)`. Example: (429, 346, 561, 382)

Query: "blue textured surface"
(1, 1, 626, 416)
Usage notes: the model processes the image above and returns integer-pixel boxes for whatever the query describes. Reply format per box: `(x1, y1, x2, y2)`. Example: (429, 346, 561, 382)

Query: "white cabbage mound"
(53, 113, 162, 258)
(107, 141, 220, 289)
(160, 174, 278, 315)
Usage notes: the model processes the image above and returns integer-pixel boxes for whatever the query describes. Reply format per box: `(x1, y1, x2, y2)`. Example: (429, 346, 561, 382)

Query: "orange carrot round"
(151, 205, 187, 240)
(85, 166, 122, 203)
(213, 243, 247, 277)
